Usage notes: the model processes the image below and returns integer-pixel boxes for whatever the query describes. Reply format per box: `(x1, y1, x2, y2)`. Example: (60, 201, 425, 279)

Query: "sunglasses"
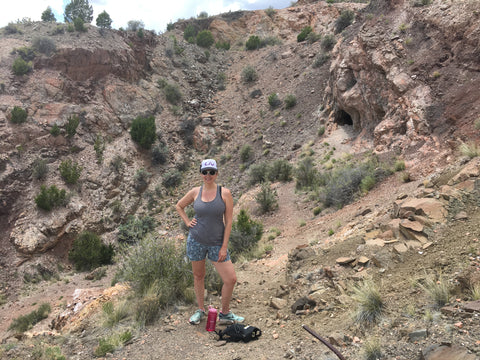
(201, 170, 217, 176)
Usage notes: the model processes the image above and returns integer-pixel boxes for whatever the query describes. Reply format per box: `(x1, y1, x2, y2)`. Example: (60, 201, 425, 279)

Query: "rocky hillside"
(1, 0, 480, 359)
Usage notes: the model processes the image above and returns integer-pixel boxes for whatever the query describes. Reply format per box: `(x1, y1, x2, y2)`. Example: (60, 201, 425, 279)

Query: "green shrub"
(16, 46, 36, 61)
(268, 93, 281, 108)
(69, 231, 114, 271)
(5, 23, 20, 34)
(10, 106, 27, 123)
(183, 24, 197, 42)
(249, 163, 268, 185)
(321, 34, 336, 51)
(284, 94, 297, 109)
(351, 280, 385, 326)
(265, 6, 276, 18)
(313, 53, 330, 68)
(360, 175, 376, 193)
(229, 209, 263, 262)
(115, 235, 193, 301)
(166, 22, 174, 31)
(50, 124, 60, 136)
(267, 159, 293, 182)
(245, 35, 261, 50)
(295, 156, 319, 190)
(32, 158, 48, 180)
(35, 185, 67, 211)
(363, 337, 382, 360)
(151, 143, 169, 165)
(322, 163, 373, 208)
(215, 40, 230, 50)
(134, 168, 150, 192)
(394, 159, 406, 171)
(110, 155, 124, 173)
(419, 275, 450, 308)
(241, 65, 258, 83)
(240, 144, 253, 163)
(297, 26, 312, 42)
(318, 126, 325, 136)
(196, 30, 214, 48)
(163, 83, 183, 104)
(93, 134, 105, 163)
(335, 10, 355, 34)
(137, 28, 144, 38)
(162, 169, 182, 188)
(32, 36, 56, 56)
(8, 303, 51, 333)
(255, 182, 278, 214)
(73, 17, 87, 32)
(117, 215, 155, 244)
(65, 115, 80, 138)
(306, 32, 321, 44)
(94, 330, 132, 357)
(130, 115, 156, 149)
(59, 159, 83, 184)
(12, 57, 32, 75)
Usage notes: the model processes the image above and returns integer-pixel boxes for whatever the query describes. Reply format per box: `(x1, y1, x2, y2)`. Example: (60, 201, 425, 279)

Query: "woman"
(176, 159, 244, 325)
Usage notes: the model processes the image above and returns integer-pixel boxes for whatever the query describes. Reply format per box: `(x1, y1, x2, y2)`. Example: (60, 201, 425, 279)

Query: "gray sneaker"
(189, 309, 206, 325)
(218, 311, 244, 325)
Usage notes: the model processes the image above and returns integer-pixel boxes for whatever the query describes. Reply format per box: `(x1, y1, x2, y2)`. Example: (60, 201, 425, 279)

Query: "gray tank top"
(189, 185, 226, 246)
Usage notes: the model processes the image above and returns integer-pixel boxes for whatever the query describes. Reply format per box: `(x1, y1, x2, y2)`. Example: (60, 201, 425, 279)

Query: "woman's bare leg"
(213, 260, 237, 314)
(192, 259, 206, 310)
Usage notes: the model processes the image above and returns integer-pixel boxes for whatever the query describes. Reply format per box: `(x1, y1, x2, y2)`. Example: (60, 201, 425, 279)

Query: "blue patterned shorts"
(186, 233, 230, 262)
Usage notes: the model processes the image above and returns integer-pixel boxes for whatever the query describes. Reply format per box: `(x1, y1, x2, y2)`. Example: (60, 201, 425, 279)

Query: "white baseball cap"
(200, 159, 218, 171)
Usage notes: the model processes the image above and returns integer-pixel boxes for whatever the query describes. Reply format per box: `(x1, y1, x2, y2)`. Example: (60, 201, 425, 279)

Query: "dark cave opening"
(334, 110, 353, 126)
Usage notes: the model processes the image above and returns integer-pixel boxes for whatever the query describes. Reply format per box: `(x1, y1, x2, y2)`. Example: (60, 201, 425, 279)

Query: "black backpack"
(216, 324, 262, 343)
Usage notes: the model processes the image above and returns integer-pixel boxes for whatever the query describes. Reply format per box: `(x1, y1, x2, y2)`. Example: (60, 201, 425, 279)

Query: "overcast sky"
(0, 0, 293, 34)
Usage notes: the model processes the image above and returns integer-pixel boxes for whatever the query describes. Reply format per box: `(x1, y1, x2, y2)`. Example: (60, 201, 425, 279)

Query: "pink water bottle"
(206, 306, 217, 331)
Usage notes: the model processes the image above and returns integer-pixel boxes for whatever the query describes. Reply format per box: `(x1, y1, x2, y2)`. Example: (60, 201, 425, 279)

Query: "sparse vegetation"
(59, 158, 83, 184)
(265, 6, 276, 19)
(12, 57, 32, 75)
(68, 231, 114, 271)
(255, 182, 278, 214)
(10, 106, 27, 124)
(8, 303, 51, 333)
(35, 185, 67, 211)
(459, 141, 480, 158)
(284, 94, 297, 109)
(196, 30, 214, 48)
(130, 115, 156, 149)
(114, 235, 194, 307)
(363, 337, 382, 360)
(32, 37, 56, 56)
(351, 280, 385, 326)
(65, 115, 80, 138)
(240, 144, 253, 163)
(162, 169, 182, 188)
(419, 275, 450, 308)
(94, 133, 105, 163)
(117, 215, 155, 245)
(268, 93, 281, 108)
(297, 26, 312, 42)
(229, 209, 263, 262)
(335, 9, 355, 34)
(246, 35, 261, 50)
(321, 34, 336, 51)
(32, 158, 48, 180)
(163, 83, 183, 105)
(241, 65, 258, 83)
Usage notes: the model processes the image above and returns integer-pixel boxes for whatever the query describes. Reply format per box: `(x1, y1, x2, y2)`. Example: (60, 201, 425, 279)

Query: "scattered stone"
(422, 344, 476, 360)
(336, 257, 355, 265)
(291, 296, 316, 313)
(461, 300, 480, 313)
(271, 297, 287, 310)
(408, 329, 428, 342)
(393, 242, 408, 254)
